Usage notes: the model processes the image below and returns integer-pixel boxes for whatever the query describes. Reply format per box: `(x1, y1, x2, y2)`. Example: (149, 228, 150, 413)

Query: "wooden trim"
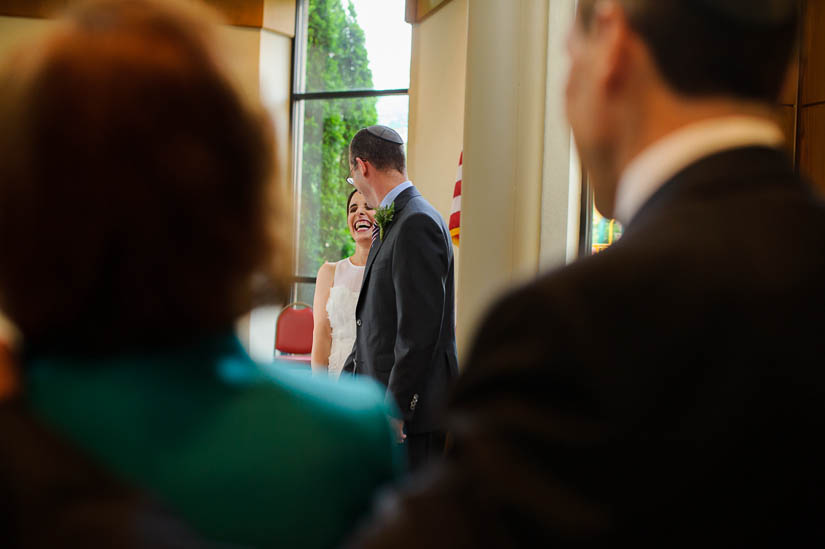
(578, 167, 593, 258)
(405, 0, 417, 24)
(405, 0, 454, 24)
(0, 0, 68, 18)
(262, 0, 295, 37)
(204, 0, 264, 28)
(0, 0, 295, 32)
(793, 0, 805, 171)
(0, 338, 19, 401)
(778, 52, 799, 106)
(293, 88, 409, 101)
(799, 103, 825, 192)
(801, 0, 825, 104)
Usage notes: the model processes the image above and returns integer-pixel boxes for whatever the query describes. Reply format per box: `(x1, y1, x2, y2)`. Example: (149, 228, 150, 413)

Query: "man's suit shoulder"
(396, 207, 444, 232)
(457, 236, 687, 393)
(392, 199, 451, 250)
(475, 248, 629, 325)
(460, 150, 825, 394)
(401, 195, 445, 224)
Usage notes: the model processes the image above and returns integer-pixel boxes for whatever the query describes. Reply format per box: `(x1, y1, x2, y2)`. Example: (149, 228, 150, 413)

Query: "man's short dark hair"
(578, 0, 799, 102)
(349, 127, 406, 174)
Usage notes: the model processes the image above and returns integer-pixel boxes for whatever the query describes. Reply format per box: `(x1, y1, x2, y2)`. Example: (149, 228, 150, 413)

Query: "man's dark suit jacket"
(344, 186, 458, 435)
(0, 399, 203, 548)
(347, 147, 825, 547)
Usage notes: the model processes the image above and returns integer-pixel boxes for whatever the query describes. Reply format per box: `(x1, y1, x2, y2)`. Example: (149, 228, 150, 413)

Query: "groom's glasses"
(347, 158, 360, 185)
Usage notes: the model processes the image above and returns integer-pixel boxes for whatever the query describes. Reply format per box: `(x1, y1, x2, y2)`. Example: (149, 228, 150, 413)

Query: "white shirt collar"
(614, 116, 785, 226)
(380, 180, 413, 209)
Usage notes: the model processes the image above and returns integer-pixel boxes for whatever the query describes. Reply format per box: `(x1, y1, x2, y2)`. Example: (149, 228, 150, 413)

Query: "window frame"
(288, 0, 411, 301)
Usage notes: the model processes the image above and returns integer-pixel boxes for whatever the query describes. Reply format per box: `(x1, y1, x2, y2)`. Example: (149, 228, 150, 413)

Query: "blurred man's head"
(348, 125, 407, 207)
(0, 0, 289, 352)
(566, 0, 798, 217)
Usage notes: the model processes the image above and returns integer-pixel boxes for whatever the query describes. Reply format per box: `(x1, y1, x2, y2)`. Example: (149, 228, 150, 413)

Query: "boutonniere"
(375, 202, 395, 240)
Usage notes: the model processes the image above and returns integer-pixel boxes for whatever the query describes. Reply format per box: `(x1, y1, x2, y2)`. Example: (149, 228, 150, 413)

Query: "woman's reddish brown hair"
(0, 0, 291, 353)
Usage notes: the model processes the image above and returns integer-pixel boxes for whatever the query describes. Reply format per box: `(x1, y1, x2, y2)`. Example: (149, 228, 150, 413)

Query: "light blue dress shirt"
(380, 180, 413, 209)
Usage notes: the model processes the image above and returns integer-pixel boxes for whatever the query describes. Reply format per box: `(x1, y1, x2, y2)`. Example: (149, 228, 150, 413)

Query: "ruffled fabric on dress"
(325, 259, 364, 379)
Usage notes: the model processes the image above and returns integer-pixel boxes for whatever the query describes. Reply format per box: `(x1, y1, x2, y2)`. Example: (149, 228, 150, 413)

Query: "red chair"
(274, 302, 313, 363)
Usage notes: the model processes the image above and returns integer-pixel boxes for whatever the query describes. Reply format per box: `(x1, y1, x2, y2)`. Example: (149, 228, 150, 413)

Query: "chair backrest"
(274, 302, 313, 355)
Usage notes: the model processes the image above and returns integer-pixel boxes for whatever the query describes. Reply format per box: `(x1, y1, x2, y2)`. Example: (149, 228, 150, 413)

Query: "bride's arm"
(310, 262, 335, 373)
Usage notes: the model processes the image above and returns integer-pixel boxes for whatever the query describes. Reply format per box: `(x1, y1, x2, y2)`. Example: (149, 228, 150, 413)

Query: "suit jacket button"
(410, 393, 419, 411)
(356, 319, 362, 327)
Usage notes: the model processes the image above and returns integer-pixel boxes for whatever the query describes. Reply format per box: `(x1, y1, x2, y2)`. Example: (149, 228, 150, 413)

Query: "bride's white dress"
(325, 258, 365, 379)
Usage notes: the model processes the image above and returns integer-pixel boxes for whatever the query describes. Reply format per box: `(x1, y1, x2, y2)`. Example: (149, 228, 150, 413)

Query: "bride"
(310, 190, 375, 378)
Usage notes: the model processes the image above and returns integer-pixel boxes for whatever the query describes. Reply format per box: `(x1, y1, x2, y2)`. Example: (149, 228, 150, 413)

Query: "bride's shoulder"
(316, 261, 337, 285)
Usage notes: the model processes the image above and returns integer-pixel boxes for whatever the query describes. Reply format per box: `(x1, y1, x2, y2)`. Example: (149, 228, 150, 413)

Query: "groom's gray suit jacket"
(343, 186, 458, 434)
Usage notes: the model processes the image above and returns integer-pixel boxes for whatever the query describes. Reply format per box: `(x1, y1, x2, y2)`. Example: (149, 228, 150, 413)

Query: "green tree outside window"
(297, 0, 378, 277)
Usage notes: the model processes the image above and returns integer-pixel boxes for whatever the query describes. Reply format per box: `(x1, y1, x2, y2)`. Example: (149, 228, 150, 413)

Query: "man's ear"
(358, 158, 371, 178)
(593, 0, 633, 95)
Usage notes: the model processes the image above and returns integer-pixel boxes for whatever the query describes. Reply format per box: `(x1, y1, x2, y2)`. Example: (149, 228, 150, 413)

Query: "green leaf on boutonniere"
(375, 202, 395, 240)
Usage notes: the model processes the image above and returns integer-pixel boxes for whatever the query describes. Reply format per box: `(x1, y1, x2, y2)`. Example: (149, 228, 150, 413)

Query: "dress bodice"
(325, 258, 365, 378)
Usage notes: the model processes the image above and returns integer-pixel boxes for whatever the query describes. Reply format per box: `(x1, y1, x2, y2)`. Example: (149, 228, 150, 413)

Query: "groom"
(343, 125, 458, 470)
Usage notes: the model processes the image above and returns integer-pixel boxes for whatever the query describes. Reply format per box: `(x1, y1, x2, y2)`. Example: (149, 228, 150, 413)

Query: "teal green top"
(26, 334, 404, 548)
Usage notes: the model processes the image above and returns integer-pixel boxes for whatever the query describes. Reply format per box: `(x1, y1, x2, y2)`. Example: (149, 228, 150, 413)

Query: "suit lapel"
(358, 186, 421, 310)
(364, 233, 382, 275)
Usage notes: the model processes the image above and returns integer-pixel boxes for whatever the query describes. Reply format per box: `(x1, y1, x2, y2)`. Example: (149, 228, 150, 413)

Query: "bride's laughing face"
(347, 190, 376, 244)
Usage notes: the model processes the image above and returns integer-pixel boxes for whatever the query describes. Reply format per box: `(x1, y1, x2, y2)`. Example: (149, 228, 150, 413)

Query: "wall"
(406, 0, 468, 223)
(247, 28, 293, 362)
(218, 26, 264, 102)
(777, 58, 798, 152)
(540, 0, 580, 270)
(779, 1, 825, 190)
(405, 0, 467, 359)
(456, 0, 578, 358)
(798, 0, 825, 191)
(0, 15, 56, 59)
(259, 29, 294, 195)
(406, 0, 579, 360)
(209, 22, 294, 358)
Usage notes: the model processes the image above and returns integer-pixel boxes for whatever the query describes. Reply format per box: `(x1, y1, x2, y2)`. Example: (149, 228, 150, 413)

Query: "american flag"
(449, 151, 462, 246)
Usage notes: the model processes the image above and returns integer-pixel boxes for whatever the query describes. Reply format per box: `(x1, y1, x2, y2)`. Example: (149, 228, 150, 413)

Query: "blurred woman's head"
(0, 0, 290, 353)
(346, 190, 375, 246)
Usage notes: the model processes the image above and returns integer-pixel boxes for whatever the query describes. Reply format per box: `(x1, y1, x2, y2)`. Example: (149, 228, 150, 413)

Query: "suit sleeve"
(388, 212, 450, 421)
(342, 347, 356, 374)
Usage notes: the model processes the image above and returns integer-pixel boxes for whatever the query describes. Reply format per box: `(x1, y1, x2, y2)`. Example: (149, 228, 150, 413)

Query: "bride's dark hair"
(346, 189, 358, 214)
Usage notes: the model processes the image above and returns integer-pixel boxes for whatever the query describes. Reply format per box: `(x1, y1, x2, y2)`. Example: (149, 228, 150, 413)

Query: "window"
(591, 207, 623, 253)
(290, 0, 412, 304)
(579, 174, 624, 256)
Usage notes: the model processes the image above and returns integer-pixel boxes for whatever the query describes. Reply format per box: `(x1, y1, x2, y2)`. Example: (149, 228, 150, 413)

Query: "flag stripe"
(448, 150, 462, 246)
